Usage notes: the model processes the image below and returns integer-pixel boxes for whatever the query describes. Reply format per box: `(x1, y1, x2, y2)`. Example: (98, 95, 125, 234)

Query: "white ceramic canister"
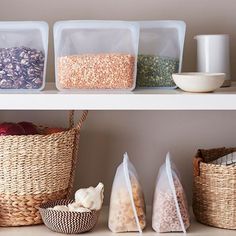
(194, 34, 231, 87)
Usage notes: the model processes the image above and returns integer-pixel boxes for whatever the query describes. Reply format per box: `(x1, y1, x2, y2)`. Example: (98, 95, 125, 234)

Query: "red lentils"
(57, 53, 135, 89)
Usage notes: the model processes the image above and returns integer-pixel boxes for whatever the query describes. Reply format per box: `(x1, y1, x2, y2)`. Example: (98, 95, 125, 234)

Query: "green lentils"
(137, 55, 179, 88)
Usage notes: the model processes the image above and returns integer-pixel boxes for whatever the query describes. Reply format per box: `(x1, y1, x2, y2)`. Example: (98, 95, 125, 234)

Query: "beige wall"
(1, 1, 236, 205)
(2, 110, 236, 205)
(1, 0, 236, 80)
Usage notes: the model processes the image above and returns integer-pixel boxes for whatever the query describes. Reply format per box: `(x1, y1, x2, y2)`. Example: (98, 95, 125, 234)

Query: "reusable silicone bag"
(152, 152, 190, 233)
(54, 20, 139, 91)
(137, 21, 186, 88)
(0, 21, 48, 90)
(108, 153, 146, 233)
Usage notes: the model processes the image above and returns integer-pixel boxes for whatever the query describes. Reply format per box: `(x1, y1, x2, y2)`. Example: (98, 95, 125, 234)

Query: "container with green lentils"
(137, 55, 179, 88)
(137, 20, 186, 88)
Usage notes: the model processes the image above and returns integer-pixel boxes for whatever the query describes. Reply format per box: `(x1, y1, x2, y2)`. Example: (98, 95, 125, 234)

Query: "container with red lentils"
(54, 21, 139, 91)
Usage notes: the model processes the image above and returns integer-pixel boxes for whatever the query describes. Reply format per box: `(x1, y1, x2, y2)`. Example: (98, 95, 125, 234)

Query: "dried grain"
(152, 179, 190, 232)
(137, 54, 179, 87)
(57, 53, 135, 89)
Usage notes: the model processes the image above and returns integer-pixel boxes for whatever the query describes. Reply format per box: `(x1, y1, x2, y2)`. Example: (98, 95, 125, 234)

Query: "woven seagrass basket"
(193, 147, 236, 229)
(39, 199, 99, 234)
(0, 110, 88, 226)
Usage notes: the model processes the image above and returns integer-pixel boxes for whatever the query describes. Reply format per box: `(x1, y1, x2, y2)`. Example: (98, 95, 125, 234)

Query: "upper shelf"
(1, 82, 236, 110)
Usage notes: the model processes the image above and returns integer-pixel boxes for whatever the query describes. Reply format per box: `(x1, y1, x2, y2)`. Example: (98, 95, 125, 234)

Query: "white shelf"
(0, 207, 234, 236)
(1, 83, 236, 110)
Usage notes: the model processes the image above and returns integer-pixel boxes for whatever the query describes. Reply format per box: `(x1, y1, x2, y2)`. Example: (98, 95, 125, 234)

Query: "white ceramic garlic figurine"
(68, 202, 91, 213)
(75, 182, 104, 210)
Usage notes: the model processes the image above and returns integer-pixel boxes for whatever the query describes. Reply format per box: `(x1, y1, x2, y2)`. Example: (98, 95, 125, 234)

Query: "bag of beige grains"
(108, 153, 146, 233)
(53, 20, 139, 91)
(152, 152, 190, 233)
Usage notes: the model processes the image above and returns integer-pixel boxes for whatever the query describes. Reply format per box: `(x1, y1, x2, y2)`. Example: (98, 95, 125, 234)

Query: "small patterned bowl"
(39, 199, 99, 234)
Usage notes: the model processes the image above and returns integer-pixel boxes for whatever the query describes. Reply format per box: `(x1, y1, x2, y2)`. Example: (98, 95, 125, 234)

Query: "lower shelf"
(0, 207, 234, 235)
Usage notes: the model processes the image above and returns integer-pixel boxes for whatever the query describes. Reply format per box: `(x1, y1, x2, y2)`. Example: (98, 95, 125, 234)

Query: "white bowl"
(172, 73, 225, 93)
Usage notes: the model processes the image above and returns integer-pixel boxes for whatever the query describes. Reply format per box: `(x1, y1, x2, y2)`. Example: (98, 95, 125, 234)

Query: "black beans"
(0, 46, 45, 89)
(137, 55, 179, 88)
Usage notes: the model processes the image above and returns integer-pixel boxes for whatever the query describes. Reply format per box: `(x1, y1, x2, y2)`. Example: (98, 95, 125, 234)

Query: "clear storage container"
(54, 20, 139, 91)
(0, 21, 48, 91)
(137, 21, 186, 88)
(108, 153, 146, 233)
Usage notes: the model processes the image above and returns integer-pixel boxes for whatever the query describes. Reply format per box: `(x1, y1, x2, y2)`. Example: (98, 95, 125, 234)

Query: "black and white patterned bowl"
(39, 199, 99, 234)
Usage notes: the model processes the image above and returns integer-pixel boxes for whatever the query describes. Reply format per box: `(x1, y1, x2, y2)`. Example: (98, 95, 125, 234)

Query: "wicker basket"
(0, 110, 88, 227)
(193, 147, 236, 229)
(39, 199, 99, 234)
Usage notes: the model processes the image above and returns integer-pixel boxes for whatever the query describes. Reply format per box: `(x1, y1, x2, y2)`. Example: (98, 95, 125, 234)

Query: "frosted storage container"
(54, 20, 139, 91)
(137, 21, 186, 88)
(0, 21, 48, 91)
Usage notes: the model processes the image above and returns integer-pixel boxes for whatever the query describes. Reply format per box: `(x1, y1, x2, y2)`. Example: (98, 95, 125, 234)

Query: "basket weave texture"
(0, 111, 88, 226)
(39, 199, 99, 234)
(193, 147, 236, 229)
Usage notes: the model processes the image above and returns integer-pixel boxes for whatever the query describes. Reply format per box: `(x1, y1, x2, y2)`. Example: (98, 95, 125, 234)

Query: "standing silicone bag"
(53, 20, 139, 91)
(108, 153, 146, 233)
(0, 21, 48, 91)
(137, 21, 186, 88)
(152, 152, 190, 232)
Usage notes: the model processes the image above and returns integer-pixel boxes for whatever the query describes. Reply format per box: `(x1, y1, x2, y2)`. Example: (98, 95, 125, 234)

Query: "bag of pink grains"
(152, 153, 190, 233)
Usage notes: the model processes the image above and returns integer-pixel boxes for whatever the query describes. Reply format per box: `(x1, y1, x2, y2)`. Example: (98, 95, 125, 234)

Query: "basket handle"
(193, 156, 203, 177)
(69, 110, 88, 131)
